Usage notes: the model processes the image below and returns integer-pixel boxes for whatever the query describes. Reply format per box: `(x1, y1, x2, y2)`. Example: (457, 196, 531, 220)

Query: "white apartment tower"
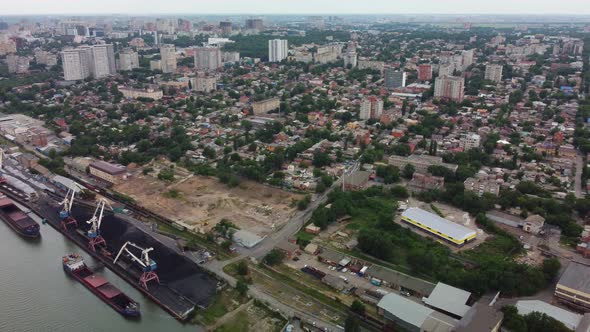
(344, 41, 357, 68)
(194, 46, 222, 71)
(91, 44, 116, 78)
(118, 49, 140, 71)
(268, 39, 288, 62)
(434, 76, 465, 102)
(61, 47, 93, 81)
(484, 64, 503, 83)
(61, 44, 116, 81)
(359, 96, 384, 120)
(159, 44, 177, 73)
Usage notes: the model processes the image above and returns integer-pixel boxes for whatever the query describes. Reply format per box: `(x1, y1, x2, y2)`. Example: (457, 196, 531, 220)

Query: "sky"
(2, 0, 590, 15)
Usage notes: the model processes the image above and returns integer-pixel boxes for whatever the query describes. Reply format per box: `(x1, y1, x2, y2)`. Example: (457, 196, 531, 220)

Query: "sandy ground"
(115, 173, 302, 236)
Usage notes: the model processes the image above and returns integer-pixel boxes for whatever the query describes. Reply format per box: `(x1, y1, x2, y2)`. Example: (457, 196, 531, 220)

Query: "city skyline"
(2, 0, 590, 15)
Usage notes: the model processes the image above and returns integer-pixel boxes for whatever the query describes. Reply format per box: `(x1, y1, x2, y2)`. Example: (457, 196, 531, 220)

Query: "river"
(0, 208, 201, 332)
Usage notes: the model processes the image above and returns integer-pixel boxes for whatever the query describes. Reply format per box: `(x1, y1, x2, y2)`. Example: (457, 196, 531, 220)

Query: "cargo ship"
(0, 195, 40, 238)
(62, 254, 140, 317)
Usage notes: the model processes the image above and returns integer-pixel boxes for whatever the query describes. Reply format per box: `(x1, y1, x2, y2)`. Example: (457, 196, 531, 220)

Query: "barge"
(63, 254, 140, 317)
(0, 195, 40, 238)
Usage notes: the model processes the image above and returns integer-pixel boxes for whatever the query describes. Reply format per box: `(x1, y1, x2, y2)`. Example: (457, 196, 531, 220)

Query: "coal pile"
(72, 206, 217, 308)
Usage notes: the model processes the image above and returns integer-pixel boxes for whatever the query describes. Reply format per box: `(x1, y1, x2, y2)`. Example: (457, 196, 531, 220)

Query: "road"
(575, 152, 585, 199)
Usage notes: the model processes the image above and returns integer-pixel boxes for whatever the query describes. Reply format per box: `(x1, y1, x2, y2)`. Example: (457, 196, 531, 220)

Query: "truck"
(370, 277, 382, 286)
(358, 266, 368, 277)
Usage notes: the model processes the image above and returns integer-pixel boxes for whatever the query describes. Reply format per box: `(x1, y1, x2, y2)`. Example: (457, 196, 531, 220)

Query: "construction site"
(115, 169, 303, 236)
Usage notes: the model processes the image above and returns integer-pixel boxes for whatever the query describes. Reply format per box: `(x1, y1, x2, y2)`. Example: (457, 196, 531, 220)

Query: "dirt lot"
(115, 172, 302, 236)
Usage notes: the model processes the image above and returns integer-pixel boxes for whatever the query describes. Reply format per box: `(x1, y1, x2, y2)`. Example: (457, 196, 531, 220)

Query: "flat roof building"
(389, 154, 458, 174)
(401, 208, 477, 246)
(516, 300, 590, 331)
(89, 160, 126, 184)
(378, 293, 457, 332)
(423, 282, 472, 318)
(556, 262, 590, 311)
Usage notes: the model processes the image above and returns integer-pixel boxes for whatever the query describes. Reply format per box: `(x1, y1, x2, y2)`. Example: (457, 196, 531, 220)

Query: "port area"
(35, 196, 217, 321)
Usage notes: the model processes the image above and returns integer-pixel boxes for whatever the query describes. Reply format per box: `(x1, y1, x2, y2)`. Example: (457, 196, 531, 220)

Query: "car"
(400, 290, 411, 297)
(341, 268, 348, 273)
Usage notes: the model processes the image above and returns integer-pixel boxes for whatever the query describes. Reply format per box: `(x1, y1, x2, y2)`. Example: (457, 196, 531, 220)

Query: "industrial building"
(516, 300, 590, 331)
(89, 160, 127, 184)
(423, 282, 472, 319)
(378, 293, 457, 332)
(556, 262, 590, 311)
(401, 208, 477, 246)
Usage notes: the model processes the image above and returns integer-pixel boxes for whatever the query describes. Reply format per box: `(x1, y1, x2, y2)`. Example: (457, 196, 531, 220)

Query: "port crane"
(113, 241, 160, 289)
(59, 188, 78, 230)
(86, 198, 109, 252)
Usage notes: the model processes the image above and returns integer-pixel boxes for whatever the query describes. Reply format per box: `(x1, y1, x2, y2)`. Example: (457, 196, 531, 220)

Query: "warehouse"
(377, 293, 457, 332)
(555, 262, 590, 311)
(401, 208, 477, 246)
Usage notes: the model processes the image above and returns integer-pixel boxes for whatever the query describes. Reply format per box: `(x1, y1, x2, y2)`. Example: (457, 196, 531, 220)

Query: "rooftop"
(516, 300, 582, 330)
(557, 262, 590, 295)
(423, 282, 472, 318)
(90, 160, 126, 175)
(402, 208, 477, 242)
(378, 293, 456, 332)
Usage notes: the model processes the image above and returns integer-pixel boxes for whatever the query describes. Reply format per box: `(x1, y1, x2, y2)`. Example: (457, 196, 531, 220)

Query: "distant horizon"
(2, 0, 590, 16)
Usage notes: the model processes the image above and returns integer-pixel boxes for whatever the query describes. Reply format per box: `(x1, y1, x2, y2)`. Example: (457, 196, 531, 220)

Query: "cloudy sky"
(2, 0, 590, 15)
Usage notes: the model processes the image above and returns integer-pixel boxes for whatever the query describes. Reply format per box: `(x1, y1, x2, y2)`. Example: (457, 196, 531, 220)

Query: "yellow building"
(555, 262, 590, 311)
(89, 161, 127, 184)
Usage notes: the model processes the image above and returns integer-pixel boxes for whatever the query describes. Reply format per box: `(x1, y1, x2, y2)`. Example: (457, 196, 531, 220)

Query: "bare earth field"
(115, 174, 303, 236)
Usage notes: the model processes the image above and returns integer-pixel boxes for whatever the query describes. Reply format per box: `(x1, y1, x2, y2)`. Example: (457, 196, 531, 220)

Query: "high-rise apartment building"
(434, 76, 465, 102)
(359, 96, 384, 120)
(194, 46, 222, 71)
(460, 49, 475, 70)
(159, 44, 177, 73)
(192, 76, 217, 93)
(418, 64, 433, 81)
(438, 63, 454, 77)
(484, 64, 503, 83)
(268, 39, 288, 62)
(61, 44, 116, 81)
(118, 48, 139, 71)
(5, 54, 30, 74)
(245, 19, 263, 31)
(219, 21, 232, 35)
(90, 44, 116, 78)
(34, 49, 58, 67)
(61, 46, 94, 81)
(384, 67, 406, 89)
(343, 41, 358, 68)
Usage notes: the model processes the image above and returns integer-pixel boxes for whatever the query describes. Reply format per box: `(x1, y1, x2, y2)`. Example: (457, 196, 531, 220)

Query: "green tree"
(350, 300, 366, 316)
(402, 164, 415, 179)
(263, 249, 285, 266)
(236, 279, 249, 297)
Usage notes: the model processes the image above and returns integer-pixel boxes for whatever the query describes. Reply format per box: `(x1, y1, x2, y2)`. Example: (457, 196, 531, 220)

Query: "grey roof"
(90, 160, 126, 175)
(423, 282, 472, 318)
(486, 210, 523, 228)
(402, 208, 477, 242)
(378, 293, 457, 332)
(367, 264, 436, 295)
(456, 303, 503, 332)
(232, 230, 263, 248)
(558, 262, 590, 295)
(378, 293, 436, 327)
(516, 300, 582, 330)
